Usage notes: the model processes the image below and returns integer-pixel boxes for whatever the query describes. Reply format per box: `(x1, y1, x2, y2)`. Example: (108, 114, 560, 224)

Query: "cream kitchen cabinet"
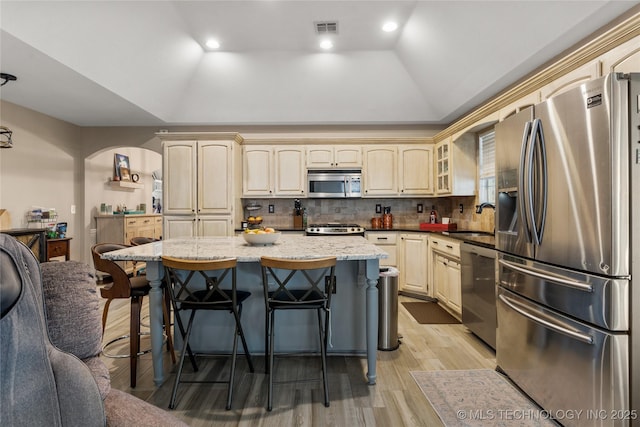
(243, 145, 305, 197)
(306, 145, 362, 169)
(366, 232, 397, 267)
(434, 134, 476, 196)
(398, 145, 433, 195)
(363, 146, 397, 196)
(429, 235, 462, 316)
(163, 216, 232, 238)
(398, 233, 429, 297)
(599, 36, 640, 74)
(540, 60, 601, 100)
(161, 134, 241, 238)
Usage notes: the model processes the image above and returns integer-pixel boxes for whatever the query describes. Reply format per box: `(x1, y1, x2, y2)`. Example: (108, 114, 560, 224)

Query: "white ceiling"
(0, 1, 638, 127)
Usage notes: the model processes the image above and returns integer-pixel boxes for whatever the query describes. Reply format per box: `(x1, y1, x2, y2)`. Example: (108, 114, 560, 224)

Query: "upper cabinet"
(599, 37, 640, 74)
(398, 145, 433, 195)
(362, 146, 397, 196)
(163, 140, 234, 215)
(306, 145, 362, 169)
(243, 145, 305, 197)
(540, 60, 601, 100)
(435, 135, 476, 196)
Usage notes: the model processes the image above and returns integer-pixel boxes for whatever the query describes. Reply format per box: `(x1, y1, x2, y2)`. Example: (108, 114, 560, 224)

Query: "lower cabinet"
(429, 235, 462, 316)
(399, 233, 429, 297)
(163, 216, 232, 239)
(366, 232, 397, 267)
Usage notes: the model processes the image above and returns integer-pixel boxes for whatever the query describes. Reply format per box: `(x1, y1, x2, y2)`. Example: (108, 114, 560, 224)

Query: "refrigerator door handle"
(530, 118, 548, 246)
(499, 293, 594, 344)
(498, 258, 594, 292)
(518, 120, 533, 243)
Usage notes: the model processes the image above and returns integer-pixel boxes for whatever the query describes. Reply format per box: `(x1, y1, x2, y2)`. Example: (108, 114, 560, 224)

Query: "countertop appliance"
(305, 223, 365, 236)
(460, 242, 496, 350)
(307, 170, 361, 198)
(495, 72, 639, 426)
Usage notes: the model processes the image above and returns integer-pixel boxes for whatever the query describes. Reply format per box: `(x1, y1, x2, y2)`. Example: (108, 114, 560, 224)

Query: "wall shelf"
(108, 180, 144, 190)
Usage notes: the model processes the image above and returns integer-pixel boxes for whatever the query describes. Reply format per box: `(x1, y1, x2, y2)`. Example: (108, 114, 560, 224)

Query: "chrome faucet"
(475, 203, 495, 214)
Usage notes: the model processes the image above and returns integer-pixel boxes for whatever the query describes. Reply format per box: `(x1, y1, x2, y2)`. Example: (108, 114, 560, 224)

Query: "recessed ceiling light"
(319, 39, 333, 50)
(382, 22, 398, 32)
(205, 39, 220, 49)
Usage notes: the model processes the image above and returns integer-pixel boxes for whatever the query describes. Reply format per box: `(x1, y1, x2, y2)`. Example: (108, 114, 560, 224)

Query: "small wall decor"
(114, 153, 131, 181)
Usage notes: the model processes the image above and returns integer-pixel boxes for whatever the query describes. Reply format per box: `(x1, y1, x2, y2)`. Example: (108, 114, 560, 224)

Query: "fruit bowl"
(242, 231, 281, 246)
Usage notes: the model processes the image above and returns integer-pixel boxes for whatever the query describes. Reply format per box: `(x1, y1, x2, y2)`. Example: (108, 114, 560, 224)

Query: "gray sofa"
(0, 234, 187, 427)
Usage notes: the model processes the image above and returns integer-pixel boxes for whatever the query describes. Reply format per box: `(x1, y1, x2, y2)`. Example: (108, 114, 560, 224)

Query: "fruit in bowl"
(247, 216, 263, 225)
(242, 227, 280, 245)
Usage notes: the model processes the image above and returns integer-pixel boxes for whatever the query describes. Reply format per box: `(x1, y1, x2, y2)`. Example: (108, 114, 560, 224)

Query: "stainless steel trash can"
(378, 267, 400, 351)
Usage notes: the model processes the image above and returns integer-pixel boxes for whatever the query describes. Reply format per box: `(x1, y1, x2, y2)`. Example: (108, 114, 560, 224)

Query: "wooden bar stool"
(91, 243, 175, 388)
(260, 256, 336, 411)
(162, 256, 254, 410)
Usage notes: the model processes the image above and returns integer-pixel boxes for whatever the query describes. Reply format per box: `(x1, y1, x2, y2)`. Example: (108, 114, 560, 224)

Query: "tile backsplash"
(242, 196, 494, 233)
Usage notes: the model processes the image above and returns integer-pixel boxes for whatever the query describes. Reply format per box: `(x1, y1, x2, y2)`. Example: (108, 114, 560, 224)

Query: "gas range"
(305, 223, 365, 236)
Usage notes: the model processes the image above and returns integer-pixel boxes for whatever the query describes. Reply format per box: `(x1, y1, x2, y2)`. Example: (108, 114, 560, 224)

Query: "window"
(478, 129, 495, 204)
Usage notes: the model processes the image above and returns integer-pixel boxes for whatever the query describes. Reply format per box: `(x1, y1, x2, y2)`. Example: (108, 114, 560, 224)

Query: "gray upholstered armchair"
(0, 234, 187, 427)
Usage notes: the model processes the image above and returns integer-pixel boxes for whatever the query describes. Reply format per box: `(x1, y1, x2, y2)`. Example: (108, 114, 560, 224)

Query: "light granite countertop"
(101, 234, 388, 263)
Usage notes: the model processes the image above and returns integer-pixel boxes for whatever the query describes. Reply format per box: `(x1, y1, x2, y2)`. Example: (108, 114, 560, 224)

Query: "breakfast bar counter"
(101, 235, 387, 386)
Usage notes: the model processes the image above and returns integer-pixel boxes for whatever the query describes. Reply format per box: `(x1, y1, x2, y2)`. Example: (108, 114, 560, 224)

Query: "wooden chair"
(260, 256, 336, 411)
(162, 256, 254, 410)
(91, 243, 175, 388)
(129, 236, 159, 246)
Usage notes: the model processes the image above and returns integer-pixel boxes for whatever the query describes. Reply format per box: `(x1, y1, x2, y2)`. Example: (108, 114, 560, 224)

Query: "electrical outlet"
(417, 203, 423, 213)
(325, 276, 337, 294)
(459, 203, 464, 213)
(375, 204, 382, 214)
(268, 204, 274, 213)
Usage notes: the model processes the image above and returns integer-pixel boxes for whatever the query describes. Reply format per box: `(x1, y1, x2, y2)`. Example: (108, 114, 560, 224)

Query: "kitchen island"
(101, 235, 387, 386)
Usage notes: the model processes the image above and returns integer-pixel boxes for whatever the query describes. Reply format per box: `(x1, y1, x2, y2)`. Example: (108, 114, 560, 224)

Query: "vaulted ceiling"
(0, 1, 637, 127)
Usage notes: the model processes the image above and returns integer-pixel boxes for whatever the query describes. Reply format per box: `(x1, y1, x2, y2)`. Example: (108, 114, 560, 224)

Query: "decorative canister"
(382, 213, 393, 229)
(371, 217, 382, 229)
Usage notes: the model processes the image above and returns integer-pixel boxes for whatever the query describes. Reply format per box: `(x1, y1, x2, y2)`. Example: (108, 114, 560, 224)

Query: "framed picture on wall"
(114, 153, 131, 181)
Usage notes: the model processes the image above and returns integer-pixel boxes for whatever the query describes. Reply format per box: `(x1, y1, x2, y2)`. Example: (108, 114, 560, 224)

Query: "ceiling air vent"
(315, 21, 338, 34)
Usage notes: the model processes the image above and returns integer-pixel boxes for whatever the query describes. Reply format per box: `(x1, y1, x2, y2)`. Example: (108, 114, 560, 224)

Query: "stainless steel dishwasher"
(460, 242, 497, 349)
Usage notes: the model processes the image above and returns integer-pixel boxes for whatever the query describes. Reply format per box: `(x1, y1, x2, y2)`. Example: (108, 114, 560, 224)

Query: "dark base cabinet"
(2, 228, 48, 262)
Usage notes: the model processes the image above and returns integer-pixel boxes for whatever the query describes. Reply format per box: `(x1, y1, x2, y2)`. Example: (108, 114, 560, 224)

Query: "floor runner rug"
(410, 369, 557, 426)
(401, 301, 460, 324)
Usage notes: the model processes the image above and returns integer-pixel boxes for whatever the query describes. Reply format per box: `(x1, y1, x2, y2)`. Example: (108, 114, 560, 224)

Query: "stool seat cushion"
(268, 289, 326, 309)
(180, 289, 251, 310)
(130, 274, 152, 297)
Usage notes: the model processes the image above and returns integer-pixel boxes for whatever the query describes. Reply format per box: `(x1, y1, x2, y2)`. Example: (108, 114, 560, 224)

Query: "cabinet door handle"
(377, 237, 388, 241)
(446, 245, 454, 249)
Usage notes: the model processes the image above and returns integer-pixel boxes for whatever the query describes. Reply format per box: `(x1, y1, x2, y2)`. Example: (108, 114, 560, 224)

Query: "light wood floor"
(101, 294, 496, 426)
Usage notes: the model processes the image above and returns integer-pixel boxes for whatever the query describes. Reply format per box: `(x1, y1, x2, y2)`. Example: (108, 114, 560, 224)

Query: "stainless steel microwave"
(307, 170, 362, 198)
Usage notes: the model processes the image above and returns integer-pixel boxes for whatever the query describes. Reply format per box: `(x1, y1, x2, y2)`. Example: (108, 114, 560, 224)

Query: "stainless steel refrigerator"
(495, 72, 639, 426)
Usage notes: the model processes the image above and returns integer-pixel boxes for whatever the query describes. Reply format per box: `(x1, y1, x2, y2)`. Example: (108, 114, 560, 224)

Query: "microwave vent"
(315, 21, 338, 34)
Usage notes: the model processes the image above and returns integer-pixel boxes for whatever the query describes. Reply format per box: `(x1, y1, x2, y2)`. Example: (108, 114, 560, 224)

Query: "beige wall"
(0, 101, 82, 256)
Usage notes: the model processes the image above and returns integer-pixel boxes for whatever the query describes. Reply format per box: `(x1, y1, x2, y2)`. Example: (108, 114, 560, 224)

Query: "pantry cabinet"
(306, 145, 362, 169)
(161, 133, 242, 238)
(429, 235, 462, 316)
(363, 146, 397, 196)
(243, 145, 305, 197)
(163, 216, 232, 238)
(399, 233, 429, 296)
